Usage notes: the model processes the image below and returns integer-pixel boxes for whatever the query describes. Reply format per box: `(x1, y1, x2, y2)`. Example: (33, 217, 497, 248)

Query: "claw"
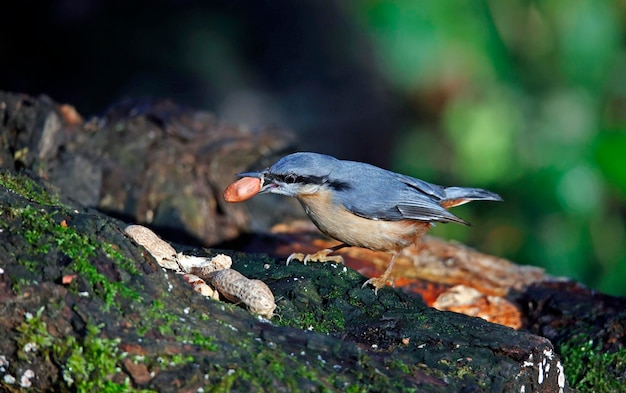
(285, 249, 344, 265)
(286, 253, 306, 266)
(361, 253, 398, 294)
(361, 276, 391, 295)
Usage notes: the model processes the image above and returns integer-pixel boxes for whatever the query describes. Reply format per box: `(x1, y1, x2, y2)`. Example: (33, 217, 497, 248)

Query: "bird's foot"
(362, 253, 398, 294)
(361, 275, 393, 295)
(286, 249, 344, 265)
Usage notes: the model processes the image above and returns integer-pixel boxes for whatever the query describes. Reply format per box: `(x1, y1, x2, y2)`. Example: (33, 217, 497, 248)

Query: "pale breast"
(298, 192, 431, 253)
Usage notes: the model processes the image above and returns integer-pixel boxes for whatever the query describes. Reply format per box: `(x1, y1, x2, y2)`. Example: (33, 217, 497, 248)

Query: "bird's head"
(238, 152, 339, 197)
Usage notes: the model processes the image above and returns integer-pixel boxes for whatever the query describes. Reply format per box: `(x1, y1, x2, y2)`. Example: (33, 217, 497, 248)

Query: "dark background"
(3, 0, 626, 295)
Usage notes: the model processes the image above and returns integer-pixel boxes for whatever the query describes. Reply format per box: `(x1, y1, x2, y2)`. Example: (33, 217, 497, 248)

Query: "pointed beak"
(237, 171, 263, 178)
(237, 170, 276, 194)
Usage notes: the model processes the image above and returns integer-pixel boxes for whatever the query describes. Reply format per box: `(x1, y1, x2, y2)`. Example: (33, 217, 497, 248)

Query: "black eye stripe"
(272, 173, 323, 185)
(285, 174, 299, 183)
(269, 173, 351, 191)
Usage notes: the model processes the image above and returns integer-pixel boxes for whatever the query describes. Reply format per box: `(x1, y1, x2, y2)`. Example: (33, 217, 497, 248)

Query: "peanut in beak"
(223, 177, 262, 202)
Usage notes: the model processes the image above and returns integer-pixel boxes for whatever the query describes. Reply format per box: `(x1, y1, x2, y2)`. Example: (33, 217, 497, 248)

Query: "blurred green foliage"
(350, 0, 626, 295)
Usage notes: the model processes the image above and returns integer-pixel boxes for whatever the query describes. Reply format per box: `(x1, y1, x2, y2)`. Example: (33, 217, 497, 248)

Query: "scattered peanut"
(124, 224, 275, 318)
(124, 225, 178, 270)
(183, 273, 219, 300)
(209, 269, 276, 318)
(223, 177, 262, 202)
(183, 253, 232, 275)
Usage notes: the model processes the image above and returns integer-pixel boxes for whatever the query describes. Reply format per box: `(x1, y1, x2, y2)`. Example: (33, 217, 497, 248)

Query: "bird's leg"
(286, 243, 348, 265)
(362, 253, 398, 295)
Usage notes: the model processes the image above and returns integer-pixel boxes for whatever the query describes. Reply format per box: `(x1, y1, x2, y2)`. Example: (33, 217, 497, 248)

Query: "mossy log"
(0, 170, 569, 392)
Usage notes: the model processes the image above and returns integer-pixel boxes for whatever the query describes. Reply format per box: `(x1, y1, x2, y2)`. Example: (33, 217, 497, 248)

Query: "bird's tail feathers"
(441, 187, 502, 209)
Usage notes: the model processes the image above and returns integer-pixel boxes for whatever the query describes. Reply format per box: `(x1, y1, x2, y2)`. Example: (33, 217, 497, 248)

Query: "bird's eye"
(284, 174, 297, 184)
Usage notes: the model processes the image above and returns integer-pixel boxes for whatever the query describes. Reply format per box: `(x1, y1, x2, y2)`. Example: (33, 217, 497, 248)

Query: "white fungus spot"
(0, 355, 9, 368)
(542, 348, 554, 360)
(557, 361, 565, 393)
(522, 352, 535, 375)
(23, 342, 38, 353)
(19, 369, 35, 388)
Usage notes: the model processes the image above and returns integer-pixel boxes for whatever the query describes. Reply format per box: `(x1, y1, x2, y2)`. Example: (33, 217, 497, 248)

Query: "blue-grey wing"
(333, 167, 466, 224)
(343, 194, 466, 224)
(393, 173, 447, 200)
(395, 201, 468, 224)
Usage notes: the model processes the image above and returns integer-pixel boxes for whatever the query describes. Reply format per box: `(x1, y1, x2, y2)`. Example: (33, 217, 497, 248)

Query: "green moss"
(345, 385, 367, 393)
(197, 336, 347, 392)
(15, 306, 55, 360)
(158, 353, 195, 367)
(11, 276, 35, 294)
(281, 305, 345, 333)
(190, 331, 218, 351)
(102, 241, 140, 275)
(184, 311, 428, 393)
(137, 299, 177, 336)
(199, 313, 210, 321)
(18, 259, 39, 272)
(148, 299, 177, 335)
(208, 365, 236, 393)
(14, 205, 141, 310)
(228, 349, 303, 391)
(135, 297, 219, 353)
(14, 307, 154, 392)
(559, 334, 626, 392)
(389, 358, 411, 374)
(0, 170, 60, 206)
(54, 323, 124, 392)
(1, 170, 142, 311)
(276, 281, 347, 333)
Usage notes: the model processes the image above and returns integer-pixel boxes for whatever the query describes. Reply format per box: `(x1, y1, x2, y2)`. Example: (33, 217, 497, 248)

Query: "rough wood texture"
(0, 173, 569, 392)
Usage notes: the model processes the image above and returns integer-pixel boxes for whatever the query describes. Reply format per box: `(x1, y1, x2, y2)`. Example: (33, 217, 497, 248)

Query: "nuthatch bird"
(238, 152, 502, 293)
